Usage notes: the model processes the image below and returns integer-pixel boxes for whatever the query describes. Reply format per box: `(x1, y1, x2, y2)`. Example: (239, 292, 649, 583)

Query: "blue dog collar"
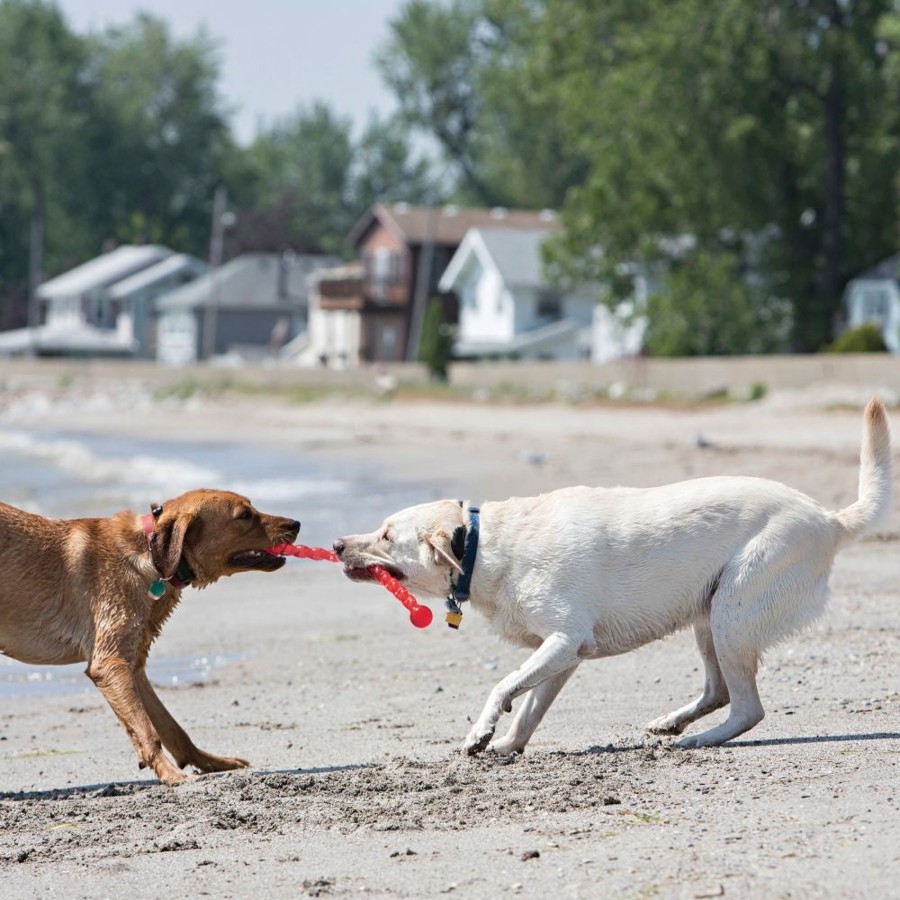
(446, 503, 480, 628)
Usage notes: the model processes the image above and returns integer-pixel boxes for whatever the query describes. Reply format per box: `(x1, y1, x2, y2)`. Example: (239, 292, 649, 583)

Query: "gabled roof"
(108, 254, 208, 299)
(455, 318, 586, 357)
(157, 253, 340, 312)
(439, 226, 558, 292)
(348, 203, 558, 249)
(38, 245, 172, 300)
(855, 253, 900, 282)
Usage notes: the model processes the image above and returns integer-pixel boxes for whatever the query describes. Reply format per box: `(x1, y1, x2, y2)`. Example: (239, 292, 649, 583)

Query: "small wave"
(0, 430, 219, 492)
(226, 477, 349, 503)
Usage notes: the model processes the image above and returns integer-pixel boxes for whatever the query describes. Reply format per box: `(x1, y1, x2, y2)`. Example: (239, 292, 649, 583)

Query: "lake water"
(0, 425, 435, 696)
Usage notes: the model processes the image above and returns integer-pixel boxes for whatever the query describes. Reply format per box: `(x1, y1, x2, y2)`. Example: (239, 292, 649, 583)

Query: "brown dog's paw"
(155, 764, 196, 787)
(182, 750, 250, 773)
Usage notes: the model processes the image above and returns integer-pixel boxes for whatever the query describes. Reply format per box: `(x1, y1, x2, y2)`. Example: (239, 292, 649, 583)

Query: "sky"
(57, 0, 406, 144)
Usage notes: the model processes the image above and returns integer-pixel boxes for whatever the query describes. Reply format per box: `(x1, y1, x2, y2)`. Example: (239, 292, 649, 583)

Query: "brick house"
(316, 203, 558, 363)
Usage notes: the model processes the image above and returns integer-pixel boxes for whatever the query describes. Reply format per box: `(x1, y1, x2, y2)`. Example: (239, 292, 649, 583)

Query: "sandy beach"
(0, 366, 898, 899)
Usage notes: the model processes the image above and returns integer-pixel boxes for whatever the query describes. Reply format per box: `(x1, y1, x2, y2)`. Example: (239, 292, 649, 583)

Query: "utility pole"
(27, 179, 45, 354)
(406, 205, 438, 362)
(202, 185, 228, 361)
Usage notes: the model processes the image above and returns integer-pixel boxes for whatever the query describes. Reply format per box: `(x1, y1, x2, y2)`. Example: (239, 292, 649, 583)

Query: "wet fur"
(0, 489, 299, 785)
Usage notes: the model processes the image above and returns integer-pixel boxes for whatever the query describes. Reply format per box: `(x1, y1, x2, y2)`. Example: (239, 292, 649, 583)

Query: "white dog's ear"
(423, 531, 464, 574)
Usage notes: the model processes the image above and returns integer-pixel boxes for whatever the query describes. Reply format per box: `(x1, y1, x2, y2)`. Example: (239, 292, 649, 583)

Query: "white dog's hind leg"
(646, 622, 729, 735)
(464, 633, 582, 755)
(489, 665, 578, 755)
(677, 629, 764, 749)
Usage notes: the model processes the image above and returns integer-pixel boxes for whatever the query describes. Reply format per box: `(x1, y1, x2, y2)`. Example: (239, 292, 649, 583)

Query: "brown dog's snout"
(288, 520, 301, 537)
(332, 538, 345, 558)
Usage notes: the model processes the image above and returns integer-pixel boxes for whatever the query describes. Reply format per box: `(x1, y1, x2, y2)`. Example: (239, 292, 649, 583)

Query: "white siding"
(846, 279, 900, 353)
(459, 265, 514, 344)
(157, 311, 198, 364)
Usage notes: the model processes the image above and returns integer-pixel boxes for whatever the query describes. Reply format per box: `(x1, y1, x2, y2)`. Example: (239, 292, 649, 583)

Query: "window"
(536, 290, 562, 321)
(367, 249, 404, 301)
(860, 289, 888, 321)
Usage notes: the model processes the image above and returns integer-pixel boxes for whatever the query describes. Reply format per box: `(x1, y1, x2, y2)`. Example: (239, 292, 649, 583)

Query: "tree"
(642, 249, 791, 356)
(84, 14, 231, 257)
(377, 0, 587, 209)
(235, 102, 355, 256)
(350, 115, 439, 211)
(0, 0, 92, 324)
(233, 106, 440, 257)
(538, 0, 900, 352)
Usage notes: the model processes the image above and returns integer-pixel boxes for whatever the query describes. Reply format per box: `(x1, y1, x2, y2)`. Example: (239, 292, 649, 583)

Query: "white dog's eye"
(382, 528, 392, 542)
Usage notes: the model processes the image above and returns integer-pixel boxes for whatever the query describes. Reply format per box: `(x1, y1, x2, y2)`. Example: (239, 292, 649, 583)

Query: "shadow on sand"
(0, 762, 374, 803)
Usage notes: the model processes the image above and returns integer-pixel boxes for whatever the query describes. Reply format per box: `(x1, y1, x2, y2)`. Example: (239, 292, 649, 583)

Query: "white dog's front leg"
(464, 633, 581, 755)
(489, 665, 578, 756)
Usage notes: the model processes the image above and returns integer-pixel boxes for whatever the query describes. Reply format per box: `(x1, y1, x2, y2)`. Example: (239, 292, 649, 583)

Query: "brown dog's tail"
(834, 397, 893, 543)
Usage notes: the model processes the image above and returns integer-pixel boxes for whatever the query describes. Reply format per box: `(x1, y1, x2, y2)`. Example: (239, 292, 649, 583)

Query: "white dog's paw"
(675, 734, 706, 749)
(488, 736, 525, 756)
(645, 716, 685, 736)
(463, 724, 495, 755)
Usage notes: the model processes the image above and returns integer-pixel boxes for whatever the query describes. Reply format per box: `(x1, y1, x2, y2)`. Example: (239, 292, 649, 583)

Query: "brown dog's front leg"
(86, 656, 189, 786)
(135, 668, 249, 774)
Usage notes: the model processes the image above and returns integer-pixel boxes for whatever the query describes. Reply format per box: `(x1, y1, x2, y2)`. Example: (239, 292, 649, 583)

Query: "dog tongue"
(264, 545, 433, 628)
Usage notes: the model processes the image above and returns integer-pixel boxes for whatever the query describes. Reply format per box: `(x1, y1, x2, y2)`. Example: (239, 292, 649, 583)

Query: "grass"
(144, 370, 785, 410)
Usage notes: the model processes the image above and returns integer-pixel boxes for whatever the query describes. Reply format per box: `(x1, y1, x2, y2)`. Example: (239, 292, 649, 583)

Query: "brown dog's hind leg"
(86, 656, 189, 786)
(135, 668, 249, 773)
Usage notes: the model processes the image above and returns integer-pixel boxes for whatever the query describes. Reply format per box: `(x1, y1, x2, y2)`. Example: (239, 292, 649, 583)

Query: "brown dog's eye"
(236, 509, 253, 520)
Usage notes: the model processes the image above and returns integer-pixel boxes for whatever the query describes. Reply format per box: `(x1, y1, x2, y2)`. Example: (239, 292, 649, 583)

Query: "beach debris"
(265, 543, 433, 628)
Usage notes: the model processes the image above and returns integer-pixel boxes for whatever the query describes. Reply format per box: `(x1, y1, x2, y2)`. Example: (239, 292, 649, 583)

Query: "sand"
(0, 375, 898, 899)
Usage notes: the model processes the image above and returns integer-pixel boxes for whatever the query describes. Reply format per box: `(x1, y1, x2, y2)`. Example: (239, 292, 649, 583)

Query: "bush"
(418, 297, 454, 380)
(824, 323, 887, 353)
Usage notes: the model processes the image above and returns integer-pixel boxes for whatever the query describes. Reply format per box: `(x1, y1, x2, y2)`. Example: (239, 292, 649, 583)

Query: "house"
(316, 204, 560, 363)
(106, 254, 209, 358)
(0, 244, 173, 357)
(155, 252, 338, 364)
(289, 263, 364, 368)
(841, 254, 900, 353)
(439, 224, 645, 363)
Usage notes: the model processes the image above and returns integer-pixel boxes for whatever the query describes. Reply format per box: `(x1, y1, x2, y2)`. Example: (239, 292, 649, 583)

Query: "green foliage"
(84, 14, 231, 257)
(642, 249, 791, 357)
(233, 108, 438, 256)
(824, 323, 888, 353)
(748, 381, 767, 401)
(383, 0, 900, 353)
(418, 298, 454, 380)
(0, 0, 92, 319)
(377, 0, 585, 208)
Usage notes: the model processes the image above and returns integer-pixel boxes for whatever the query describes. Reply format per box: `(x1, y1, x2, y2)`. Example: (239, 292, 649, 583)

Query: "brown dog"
(0, 489, 299, 785)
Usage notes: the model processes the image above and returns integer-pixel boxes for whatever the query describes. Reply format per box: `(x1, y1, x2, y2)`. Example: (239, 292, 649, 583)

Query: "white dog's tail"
(834, 397, 893, 542)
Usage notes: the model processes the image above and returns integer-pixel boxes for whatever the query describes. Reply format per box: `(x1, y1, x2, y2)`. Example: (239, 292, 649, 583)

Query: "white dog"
(334, 399, 892, 754)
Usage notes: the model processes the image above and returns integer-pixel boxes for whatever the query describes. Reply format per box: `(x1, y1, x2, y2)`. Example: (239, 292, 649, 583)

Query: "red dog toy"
(266, 544, 433, 629)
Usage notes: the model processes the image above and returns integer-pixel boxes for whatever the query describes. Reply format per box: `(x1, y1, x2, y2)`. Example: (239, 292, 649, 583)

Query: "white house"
(287, 263, 364, 367)
(0, 245, 173, 357)
(841, 254, 900, 353)
(438, 226, 597, 361)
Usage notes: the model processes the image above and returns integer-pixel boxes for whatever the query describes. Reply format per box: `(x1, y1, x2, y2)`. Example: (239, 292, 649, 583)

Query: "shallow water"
(0, 426, 435, 696)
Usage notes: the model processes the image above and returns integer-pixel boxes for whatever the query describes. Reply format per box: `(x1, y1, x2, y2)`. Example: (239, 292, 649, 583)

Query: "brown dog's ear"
(423, 531, 464, 574)
(149, 513, 194, 580)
